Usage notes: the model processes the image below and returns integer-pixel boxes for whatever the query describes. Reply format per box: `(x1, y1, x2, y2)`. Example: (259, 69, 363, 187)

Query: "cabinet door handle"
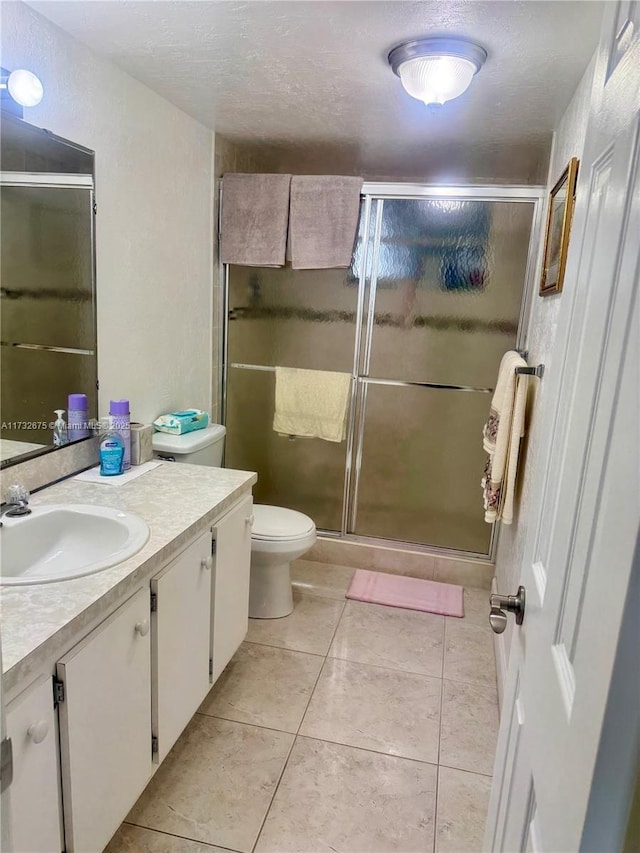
(27, 720, 49, 744)
(245, 515, 254, 527)
(201, 556, 213, 571)
(134, 619, 150, 637)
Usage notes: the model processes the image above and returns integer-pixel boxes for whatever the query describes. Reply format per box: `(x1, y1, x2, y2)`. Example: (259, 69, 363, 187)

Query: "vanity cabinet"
(151, 530, 212, 763)
(56, 586, 153, 853)
(210, 494, 253, 682)
(5, 675, 63, 853)
(5, 488, 254, 853)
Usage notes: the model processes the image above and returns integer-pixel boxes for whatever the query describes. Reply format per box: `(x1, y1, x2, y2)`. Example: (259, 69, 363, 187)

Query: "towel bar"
(515, 364, 545, 378)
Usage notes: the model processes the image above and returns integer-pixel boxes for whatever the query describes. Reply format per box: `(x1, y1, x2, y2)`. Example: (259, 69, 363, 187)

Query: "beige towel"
(220, 173, 291, 267)
(289, 175, 363, 269)
(482, 351, 528, 524)
(501, 374, 530, 524)
(273, 367, 352, 442)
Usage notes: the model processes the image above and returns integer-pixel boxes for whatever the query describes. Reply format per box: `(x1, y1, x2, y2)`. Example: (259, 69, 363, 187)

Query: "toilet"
(152, 424, 316, 619)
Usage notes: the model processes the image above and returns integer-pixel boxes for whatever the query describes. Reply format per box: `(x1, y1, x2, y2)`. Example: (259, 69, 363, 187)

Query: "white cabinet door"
(6, 676, 63, 853)
(57, 586, 152, 853)
(210, 495, 253, 682)
(152, 530, 212, 763)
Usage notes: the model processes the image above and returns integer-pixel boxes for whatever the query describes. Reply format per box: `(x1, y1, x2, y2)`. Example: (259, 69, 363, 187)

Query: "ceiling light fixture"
(0, 69, 44, 107)
(388, 38, 487, 107)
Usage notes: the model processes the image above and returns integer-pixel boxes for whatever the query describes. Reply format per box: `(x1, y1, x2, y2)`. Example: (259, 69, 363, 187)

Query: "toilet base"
(249, 560, 294, 619)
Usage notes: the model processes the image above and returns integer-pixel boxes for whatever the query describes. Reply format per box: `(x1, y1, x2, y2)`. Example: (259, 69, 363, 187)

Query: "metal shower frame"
(219, 182, 546, 563)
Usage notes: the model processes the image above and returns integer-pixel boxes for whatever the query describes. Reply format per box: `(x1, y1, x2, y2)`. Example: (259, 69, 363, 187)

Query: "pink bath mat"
(346, 569, 464, 617)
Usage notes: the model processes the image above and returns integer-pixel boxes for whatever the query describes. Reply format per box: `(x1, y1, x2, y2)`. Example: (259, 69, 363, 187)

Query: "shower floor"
(106, 560, 499, 853)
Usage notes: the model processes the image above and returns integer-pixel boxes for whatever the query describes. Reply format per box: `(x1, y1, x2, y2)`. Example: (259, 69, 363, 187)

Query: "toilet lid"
(252, 505, 315, 541)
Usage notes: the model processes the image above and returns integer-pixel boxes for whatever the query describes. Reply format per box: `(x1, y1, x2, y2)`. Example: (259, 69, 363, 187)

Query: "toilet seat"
(251, 505, 315, 542)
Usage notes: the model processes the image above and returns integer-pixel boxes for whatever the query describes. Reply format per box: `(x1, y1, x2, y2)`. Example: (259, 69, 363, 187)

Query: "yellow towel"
(482, 351, 529, 524)
(273, 367, 352, 443)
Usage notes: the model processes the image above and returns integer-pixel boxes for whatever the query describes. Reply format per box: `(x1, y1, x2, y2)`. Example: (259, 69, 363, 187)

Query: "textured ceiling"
(28, 1, 604, 181)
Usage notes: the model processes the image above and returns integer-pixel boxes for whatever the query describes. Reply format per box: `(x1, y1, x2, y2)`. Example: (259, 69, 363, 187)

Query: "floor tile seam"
(295, 588, 348, 604)
(293, 732, 441, 769)
(241, 638, 327, 656)
(327, 651, 444, 680)
(122, 820, 241, 852)
(296, 599, 347, 736)
(441, 674, 500, 693)
(434, 620, 447, 853)
(249, 728, 298, 853)
(249, 601, 347, 852)
(436, 763, 494, 780)
(327, 598, 348, 640)
(316, 654, 446, 688)
(241, 639, 326, 659)
(195, 710, 298, 737)
(291, 584, 349, 602)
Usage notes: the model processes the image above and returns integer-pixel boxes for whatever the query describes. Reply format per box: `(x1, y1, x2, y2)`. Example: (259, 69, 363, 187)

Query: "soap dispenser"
(53, 410, 68, 446)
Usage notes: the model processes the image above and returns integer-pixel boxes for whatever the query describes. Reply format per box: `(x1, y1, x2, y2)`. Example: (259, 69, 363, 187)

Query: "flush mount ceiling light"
(0, 68, 44, 107)
(388, 38, 487, 107)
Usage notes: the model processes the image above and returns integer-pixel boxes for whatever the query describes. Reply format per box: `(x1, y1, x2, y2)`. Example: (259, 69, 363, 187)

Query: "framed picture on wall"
(540, 157, 579, 296)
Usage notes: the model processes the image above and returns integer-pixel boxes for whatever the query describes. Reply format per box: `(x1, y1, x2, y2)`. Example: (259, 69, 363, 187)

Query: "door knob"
(201, 556, 213, 571)
(489, 585, 526, 634)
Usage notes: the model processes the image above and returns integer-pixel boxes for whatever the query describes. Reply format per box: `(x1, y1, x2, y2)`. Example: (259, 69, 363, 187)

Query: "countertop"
(1, 462, 257, 693)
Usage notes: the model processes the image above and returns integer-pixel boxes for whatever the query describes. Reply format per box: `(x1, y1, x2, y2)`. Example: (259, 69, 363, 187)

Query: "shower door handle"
(489, 586, 525, 634)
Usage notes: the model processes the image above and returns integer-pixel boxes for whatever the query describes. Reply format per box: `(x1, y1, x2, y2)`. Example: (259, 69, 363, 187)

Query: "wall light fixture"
(0, 68, 44, 107)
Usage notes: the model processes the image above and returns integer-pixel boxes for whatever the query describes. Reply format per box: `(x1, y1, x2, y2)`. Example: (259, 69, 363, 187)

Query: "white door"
(486, 4, 640, 851)
(152, 530, 212, 763)
(210, 495, 253, 683)
(57, 586, 153, 853)
(5, 676, 62, 853)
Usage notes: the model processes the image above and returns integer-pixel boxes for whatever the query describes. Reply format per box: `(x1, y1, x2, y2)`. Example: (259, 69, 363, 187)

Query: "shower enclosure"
(223, 184, 543, 558)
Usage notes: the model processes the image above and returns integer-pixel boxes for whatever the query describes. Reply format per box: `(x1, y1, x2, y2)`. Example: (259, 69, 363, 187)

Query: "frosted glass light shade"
(388, 38, 487, 108)
(398, 55, 477, 106)
(7, 69, 44, 107)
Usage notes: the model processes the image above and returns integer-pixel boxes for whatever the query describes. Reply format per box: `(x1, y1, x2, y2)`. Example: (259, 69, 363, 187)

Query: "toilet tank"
(152, 424, 226, 466)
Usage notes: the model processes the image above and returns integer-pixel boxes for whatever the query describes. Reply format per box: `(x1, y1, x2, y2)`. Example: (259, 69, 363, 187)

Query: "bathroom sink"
(0, 504, 150, 586)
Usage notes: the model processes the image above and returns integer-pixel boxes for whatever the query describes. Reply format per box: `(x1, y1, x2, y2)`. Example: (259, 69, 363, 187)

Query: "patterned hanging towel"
(482, 351, 529, 524)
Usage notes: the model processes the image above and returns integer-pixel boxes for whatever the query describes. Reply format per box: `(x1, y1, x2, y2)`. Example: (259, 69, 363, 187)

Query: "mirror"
(0, 111, 97, 467)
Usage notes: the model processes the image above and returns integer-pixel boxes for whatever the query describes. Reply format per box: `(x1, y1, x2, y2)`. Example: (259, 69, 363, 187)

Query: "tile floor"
(106, 560, 498, 853)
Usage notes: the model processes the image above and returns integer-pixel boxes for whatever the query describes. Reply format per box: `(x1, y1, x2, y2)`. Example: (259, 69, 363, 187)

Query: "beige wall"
(218, 137, 551, 185)
(493, 55, 597, 672)
(1, 1, 215, 427)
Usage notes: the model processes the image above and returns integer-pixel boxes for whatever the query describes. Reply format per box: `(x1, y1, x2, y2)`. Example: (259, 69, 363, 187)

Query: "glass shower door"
(349, 198, 535, 554)
(225, 200, 372, 531)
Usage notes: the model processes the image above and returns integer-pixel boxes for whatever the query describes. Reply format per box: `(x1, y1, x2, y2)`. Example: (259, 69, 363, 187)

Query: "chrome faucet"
(0, 484, 32, 524)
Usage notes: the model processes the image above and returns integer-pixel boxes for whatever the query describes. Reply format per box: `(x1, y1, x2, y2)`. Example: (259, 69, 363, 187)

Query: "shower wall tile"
(373, 547, 435, 580)
(306, 537, 494, 589)
(434, 557, 494, 591)
(306, 537, 435, 580)
(306, 539, 375, 569)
